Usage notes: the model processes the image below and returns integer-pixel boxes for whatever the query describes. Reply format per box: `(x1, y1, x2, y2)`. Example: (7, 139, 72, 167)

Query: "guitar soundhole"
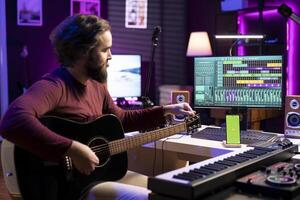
(88, 137, 110, 167)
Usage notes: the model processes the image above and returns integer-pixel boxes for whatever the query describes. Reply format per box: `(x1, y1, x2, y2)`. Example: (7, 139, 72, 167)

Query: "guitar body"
(14, 114, 128, 200)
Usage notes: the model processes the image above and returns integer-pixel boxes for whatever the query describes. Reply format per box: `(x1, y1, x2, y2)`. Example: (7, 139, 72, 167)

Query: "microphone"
(278, 4, 300, 25)
(152, 26, 162, 46)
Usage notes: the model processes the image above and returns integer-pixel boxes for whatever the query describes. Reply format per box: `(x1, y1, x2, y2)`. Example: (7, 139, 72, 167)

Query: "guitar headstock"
(185, 114, 201, 132)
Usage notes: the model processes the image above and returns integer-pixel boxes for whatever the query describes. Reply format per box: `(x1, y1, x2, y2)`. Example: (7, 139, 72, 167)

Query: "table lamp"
(186, 32, 212, 56)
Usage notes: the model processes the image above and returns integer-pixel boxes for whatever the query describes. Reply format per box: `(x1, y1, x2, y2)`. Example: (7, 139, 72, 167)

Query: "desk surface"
(127, 125, 300, 160)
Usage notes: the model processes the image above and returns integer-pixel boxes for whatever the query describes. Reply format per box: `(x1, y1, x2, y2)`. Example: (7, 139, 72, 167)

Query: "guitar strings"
(89, 134, 171, 154)
(89, 134, 161, 154)
(89, 129, 186, 154)
(89, 130, 172, 153)
(88, 117, 198, 154)
(90, 144, 110, 153)
(88, 131, 165, 153)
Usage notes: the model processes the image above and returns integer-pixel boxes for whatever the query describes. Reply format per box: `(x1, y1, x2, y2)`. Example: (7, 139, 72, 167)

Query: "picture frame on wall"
(71, 0, 101, 17)
(125, 0, 148, 29)
(17, 0, 43, 26)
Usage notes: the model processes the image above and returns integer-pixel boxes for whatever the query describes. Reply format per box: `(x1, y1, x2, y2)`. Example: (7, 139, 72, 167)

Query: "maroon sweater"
(0, 68, 166, 161)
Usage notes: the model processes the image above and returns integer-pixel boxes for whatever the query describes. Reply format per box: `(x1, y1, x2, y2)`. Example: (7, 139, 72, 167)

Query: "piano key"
(225, 155, 250, 163)
(192, 168, 215, 175)
(201, 163, 228, 171)
(238, 153, 258, 159)
(247, 149, 269, 156)
(215, 160, 237, 166)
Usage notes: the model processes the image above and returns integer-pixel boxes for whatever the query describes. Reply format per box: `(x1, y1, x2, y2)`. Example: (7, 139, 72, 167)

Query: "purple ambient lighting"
(237, 15, 246, 56)
(238, 3, 300, 95)
(238, 9, 279, 56)
(286, 2, 300, 95)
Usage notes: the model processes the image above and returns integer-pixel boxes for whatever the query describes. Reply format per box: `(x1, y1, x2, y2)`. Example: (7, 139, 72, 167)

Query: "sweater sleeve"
(0, 79, 72, 162)
(101, 86, 167, 132)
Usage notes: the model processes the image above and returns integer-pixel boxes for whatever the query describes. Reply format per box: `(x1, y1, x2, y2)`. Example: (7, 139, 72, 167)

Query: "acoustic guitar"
(1, 114, 200, 200)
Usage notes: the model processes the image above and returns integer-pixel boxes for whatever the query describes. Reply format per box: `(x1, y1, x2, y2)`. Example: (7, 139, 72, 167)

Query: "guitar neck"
(109, 123, 186, 155)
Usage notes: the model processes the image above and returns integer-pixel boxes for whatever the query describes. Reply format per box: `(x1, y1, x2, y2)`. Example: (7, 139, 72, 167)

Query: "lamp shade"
(186, 32, 212, 56)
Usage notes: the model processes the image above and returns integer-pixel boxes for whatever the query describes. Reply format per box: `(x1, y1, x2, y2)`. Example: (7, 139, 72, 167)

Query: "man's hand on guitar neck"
(163, 102, 195, 117)
(66, 141, 99, 175)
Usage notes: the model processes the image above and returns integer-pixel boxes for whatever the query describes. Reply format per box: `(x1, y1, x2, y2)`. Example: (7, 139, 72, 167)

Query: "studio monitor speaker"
(171, 90, 190, 104)
(171, 90, 190, 121)
(285, 95, 300, 138)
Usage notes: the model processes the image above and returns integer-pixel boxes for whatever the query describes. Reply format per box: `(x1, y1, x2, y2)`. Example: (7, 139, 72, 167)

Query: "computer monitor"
(107, 54, 142, 98)
(194, 55, 284, 109)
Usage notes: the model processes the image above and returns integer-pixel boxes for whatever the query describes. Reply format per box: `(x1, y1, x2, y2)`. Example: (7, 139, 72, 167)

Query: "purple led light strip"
(238, 4, 300, 95)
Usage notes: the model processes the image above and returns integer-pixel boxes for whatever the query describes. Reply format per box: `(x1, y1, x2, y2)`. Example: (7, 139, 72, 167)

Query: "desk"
(143, 134, 239, 162)
(126, 125, 288, 175)
(146, 129, 300, 162)
(141, 125, 280, 161)
(126, 126, 240, 176)
(127, 124, 300, 176)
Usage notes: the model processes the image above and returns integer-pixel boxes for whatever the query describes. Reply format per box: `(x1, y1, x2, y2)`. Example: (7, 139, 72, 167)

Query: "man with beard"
(0, 15, 195, 200)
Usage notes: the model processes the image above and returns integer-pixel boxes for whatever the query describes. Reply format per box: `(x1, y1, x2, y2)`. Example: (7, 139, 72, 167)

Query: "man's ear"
(71, 55, 88, 68)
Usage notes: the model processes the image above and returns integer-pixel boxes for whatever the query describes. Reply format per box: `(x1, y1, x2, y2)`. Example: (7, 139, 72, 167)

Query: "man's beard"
(85, 59, 108, 83)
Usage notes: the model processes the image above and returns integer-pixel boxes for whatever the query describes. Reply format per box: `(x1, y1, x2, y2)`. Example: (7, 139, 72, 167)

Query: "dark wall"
(108, 0, 188, 103)
(108, 0, 163, 102)
(186, 0, 237, 86)
(6, 0, 188, 104)
(6, 0, 70, 102)
(6, 0, 72, 102)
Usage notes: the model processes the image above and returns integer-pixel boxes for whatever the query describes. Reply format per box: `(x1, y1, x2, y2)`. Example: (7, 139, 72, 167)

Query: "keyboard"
(191, 127, 279, 145)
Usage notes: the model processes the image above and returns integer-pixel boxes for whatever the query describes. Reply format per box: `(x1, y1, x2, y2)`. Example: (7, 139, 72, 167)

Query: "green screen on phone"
(226, 115, 240, 144)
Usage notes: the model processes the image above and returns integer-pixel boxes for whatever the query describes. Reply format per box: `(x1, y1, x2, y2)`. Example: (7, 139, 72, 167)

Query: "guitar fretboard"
(109, 123, 186, 155)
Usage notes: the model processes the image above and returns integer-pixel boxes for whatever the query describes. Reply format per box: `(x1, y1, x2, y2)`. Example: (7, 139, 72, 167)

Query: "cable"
(161, 133, 187, 172)
(152, 141, 157, 177)
(229, 39, 241, 56)
(161, 138, 168, 172)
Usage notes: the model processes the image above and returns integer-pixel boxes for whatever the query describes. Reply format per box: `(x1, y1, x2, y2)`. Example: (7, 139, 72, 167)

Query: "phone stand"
(222, 140, 242, 148)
